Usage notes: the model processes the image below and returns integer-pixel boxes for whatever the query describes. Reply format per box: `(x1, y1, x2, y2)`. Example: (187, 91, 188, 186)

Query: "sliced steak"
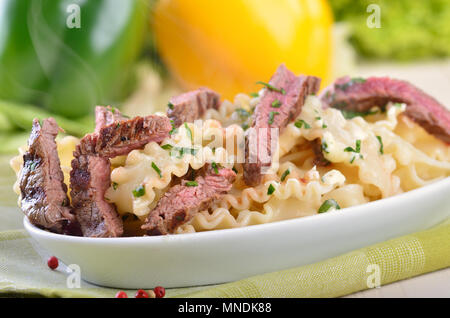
(71, 114, 171, 237)
(70, 155, 123, 237)
(167, 87, 220, 127)
(142, 165, 236, 235)
(321, 76, 450, 143)
(76, 115, 172, 157)
(94, 106, 128, 133)
(19, 118, 75, 233)
(243, 64, 321, 186)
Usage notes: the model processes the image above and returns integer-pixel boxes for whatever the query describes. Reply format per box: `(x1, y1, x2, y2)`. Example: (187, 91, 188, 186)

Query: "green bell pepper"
(0, 0, 148, 119)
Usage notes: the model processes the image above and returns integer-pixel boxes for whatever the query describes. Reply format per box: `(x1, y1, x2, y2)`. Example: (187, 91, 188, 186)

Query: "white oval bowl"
(24, 177, 450, 289)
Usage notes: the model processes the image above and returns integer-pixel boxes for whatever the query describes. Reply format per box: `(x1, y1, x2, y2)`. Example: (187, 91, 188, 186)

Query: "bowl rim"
(23, 176, 450, 243)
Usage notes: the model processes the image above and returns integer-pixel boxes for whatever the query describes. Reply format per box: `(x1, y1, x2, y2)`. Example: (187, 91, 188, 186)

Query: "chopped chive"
(161, 144, 173, 150)
(340, 109, 379, 119)
(112, 182, 118, 190)
(249, 92, 259, 98)
(211, 161, 219, 174)
(294, 119, 311, 129)
(232, 167, 238, 174)
(271, 99, 282, 108)
(268, 111, 279, 125)
(344, 140, 361, 153)
(322, 140, 330, 154)
(280, 168, 290, 182)
(241, 122, 249, 131)
(171, 147, 198, 159)
(315, 116, 322, 121)
(256, 81, 286, 94)
(267, 184, 276, 195)
(335, 77, 366, 91)
(318, 199, 341, 213)
(322, 123, 328, 129)
(350, 155, 356, 164)
(168, 102, 174, 110)
(376, 136, 384, 154)
(185, 181, 198, 187)
(28, 161, 38, 171)
(355, 139, 361, 153)
(169, 120, 177, 135)
(184, 123, 193, 143)
(132, 185, 145, 198)
(116, 122, 120, 129)
(151, 162, 162, 178)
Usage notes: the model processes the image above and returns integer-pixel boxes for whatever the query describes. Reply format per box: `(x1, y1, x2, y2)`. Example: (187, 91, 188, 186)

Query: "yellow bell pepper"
(153, 0, 333, 99)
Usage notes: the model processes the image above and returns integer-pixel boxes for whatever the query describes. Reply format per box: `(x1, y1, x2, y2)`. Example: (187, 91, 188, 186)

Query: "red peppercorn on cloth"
(0, 219, 448, 298)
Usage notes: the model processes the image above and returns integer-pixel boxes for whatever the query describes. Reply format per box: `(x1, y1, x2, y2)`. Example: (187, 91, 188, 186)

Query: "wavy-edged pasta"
(10, 94, 450, 235)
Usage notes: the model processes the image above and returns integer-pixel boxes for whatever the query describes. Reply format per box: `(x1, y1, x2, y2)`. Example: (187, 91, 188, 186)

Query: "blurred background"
(0, 0, 450, 154)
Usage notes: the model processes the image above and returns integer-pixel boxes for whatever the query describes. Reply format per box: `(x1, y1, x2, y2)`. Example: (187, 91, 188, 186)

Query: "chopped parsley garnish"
(315, 116, 322, 121)
(132, 185, 145, 198)
(294, 119, 311, 129)
(116, 122, 120, 129)
(151, 162, 162, 178)
(249, 92, 259, 98)
(322, 123, 328, 129)
(271, 99, 282, 108)
(168, 102, 174, 110)
(184, 123, 193, 143)
(161, 144, 173, 150)
(322, 140, 330, 154)
(268, 111, 279, 125)
(211, 161, 219, 174)
(112, 182, 118, 190)
(185, 181, 198, 187)
(267, 184, 276, 195)
(234, 108, 251, 120)
(280, 169, 290, 182)
(256, 81, 286, 95)
(376, 136, 384, 154)
(318, 199, 341, 213)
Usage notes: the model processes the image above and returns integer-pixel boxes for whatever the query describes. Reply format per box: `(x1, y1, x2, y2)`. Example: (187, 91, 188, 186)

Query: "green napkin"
(0, 219, 448, 298)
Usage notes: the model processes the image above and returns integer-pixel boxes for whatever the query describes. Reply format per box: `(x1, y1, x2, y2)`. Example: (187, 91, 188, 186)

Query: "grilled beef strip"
(77, 115, 172, 157)
(167, 87, 221, 127)
(70, 155, 123, 237)
(243, 64, 321, 186)
(142, 164, 236, 235)
(94, 106, 128, 133)
(321, 76, 450, 144)
(70, 114, 172, 237)
(19, 118, 76, 233)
